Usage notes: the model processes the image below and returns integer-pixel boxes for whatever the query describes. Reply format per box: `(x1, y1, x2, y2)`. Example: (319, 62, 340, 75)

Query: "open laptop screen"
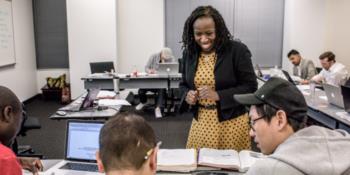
(66, 121, 104, 161)
(80, 89, 99, 111)
(282, 70, 296, 85)
(90, 61, 115, 74)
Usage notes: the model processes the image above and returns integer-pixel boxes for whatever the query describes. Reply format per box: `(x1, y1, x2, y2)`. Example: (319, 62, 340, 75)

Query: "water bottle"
(132, 65, 138, 77)
(270, 65, 279, 77)
(309, 81, 316, 106)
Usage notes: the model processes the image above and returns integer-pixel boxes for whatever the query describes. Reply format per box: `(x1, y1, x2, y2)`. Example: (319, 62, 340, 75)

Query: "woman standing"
(179, 6, 257, 150)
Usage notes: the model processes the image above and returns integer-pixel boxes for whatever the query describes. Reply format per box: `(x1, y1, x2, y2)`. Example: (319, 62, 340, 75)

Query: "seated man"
(234, 77, 350, 174)
(136, 47, 175, 118)
(0, 86, 43, 175)
(311, 51, 348, 86)
(96, 113, 158, 175)
(287, 49, 316, 84)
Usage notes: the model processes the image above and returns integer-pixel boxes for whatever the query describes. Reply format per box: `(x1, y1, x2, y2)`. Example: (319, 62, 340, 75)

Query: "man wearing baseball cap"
(234, 77, 350, 174)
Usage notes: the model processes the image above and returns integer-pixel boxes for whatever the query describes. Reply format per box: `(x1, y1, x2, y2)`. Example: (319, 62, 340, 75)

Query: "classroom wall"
(282, 0, 327, 72)
(66, 0, 117, 98)
(116, 0, 164, 73)
(3, 1, 349, 101)
(325, 0, 350, 72)
(0, 0, 37, 101)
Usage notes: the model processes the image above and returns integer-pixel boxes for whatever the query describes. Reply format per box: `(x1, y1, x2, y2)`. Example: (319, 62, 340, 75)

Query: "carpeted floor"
(17, 95, 257, 159)
(17, 96, 193, 159)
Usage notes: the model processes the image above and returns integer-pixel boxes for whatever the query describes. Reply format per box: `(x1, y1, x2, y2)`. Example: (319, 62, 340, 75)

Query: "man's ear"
(96, 151, 105, 173)
(275, 110, 288, 131)
(1, 106, 13, 123)
(149, 148, 158, 172)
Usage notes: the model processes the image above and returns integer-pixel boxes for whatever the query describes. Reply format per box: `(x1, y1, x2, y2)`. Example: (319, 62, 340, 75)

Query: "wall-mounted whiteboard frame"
(0, 0, 16, 67)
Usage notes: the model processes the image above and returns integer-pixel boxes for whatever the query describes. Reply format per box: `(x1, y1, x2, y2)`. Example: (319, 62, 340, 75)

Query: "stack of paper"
(97, 90, 116, 99)
(98, 99, 131, 106)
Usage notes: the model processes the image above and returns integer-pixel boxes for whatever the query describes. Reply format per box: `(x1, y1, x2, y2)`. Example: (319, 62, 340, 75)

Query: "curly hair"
(182, 5, 233, 56)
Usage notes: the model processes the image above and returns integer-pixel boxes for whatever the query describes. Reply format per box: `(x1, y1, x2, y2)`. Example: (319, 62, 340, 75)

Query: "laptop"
(45, 120, 104, 175)
(281, 70, 298, 85)
(90, 61, 115, 74)
(59, 89, 100, 112)
(341, 85, 350, 113)
(157, 62, 179, 75)
(323, 83, 344, 108)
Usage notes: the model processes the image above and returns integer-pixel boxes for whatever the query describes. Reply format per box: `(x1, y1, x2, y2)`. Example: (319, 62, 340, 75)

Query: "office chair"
(345, 78, 350, 88)
(178, 58, 183, 73)
(90, 61, 115, 74)
(316, 67, 322, 74)
(12, 104, 42, 158)
(164, 58, 184, 114)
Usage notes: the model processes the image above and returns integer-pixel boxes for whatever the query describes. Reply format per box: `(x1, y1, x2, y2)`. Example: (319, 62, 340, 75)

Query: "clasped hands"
(185, 86, 219, 105)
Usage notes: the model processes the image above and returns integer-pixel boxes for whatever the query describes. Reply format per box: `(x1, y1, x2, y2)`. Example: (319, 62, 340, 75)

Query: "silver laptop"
(157, 62, 179, 75)
(323, 83, 344, 108)
(45, 120, 104, 175)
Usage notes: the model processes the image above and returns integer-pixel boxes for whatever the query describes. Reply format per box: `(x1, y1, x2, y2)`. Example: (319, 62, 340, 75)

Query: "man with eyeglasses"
(96, 113, 159, 175)
(234, 77, 350, 175)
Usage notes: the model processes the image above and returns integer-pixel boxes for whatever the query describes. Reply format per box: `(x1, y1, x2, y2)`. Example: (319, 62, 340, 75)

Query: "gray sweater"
(246, 126, 350, 175)
(145, 52, 174, 72)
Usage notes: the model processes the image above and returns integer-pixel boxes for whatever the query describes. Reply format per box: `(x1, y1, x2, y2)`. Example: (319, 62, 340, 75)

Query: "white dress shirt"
(312, 62, 348, 86)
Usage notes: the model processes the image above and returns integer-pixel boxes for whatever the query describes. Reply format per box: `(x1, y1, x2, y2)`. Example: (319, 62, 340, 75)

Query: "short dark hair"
(99, 113, 156, 172)
(182, 5, 233, 56)
(287, 49, 299, 58)
(255, 104, 307, 132)
(0, 86, 21, 116)
(319, 51, 336, 62)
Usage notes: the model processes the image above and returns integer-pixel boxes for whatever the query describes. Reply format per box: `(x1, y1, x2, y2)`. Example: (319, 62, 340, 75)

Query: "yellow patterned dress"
(186, 52, 251, 150)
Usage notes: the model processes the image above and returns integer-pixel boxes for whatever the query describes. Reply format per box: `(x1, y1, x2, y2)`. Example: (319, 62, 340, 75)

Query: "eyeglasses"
(249, 116, 265, 132)
(144, 141, 162, 160)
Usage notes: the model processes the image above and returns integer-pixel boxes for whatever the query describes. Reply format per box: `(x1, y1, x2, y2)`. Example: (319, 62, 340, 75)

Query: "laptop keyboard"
(60, 162, 98, 172)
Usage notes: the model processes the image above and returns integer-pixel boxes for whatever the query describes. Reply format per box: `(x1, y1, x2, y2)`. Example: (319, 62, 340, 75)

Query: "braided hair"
(182, 5, 233, 56)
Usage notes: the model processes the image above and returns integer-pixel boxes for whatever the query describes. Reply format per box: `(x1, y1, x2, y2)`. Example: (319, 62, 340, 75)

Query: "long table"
(303, 86, 350, 132)
(81, 73, 182, 90)
(118, 74, 181, 89)
(23, 159, 243, 175)
(50, 90, 132, 120)
(257, 77, 350, 132)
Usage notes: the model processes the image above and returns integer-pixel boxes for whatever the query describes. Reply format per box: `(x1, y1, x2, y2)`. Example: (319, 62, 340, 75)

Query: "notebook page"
(198, 148, 240, 169)
(157, 149, 197, 166)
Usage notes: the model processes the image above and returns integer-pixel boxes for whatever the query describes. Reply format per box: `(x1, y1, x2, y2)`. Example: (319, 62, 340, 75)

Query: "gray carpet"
(17, 97, 193, 159)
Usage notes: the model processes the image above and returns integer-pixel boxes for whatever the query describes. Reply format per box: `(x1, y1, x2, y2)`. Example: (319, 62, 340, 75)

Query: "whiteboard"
(0, 0, 15, 67)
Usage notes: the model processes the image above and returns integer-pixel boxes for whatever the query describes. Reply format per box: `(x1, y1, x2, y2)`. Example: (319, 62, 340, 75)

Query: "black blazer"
(179, 40, 258, 122)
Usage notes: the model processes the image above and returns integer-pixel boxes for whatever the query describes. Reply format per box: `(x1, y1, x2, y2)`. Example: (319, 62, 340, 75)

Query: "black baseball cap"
(234, 77, 307, 121)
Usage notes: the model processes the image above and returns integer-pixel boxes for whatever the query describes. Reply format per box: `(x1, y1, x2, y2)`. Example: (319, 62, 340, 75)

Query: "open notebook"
(198, 148, 263, 172)
(157, 149, 198, 172)
(157, 148, 263, 173)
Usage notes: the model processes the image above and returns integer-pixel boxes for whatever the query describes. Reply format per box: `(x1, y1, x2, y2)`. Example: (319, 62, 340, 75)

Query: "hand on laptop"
(19, 157, 43, 175)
